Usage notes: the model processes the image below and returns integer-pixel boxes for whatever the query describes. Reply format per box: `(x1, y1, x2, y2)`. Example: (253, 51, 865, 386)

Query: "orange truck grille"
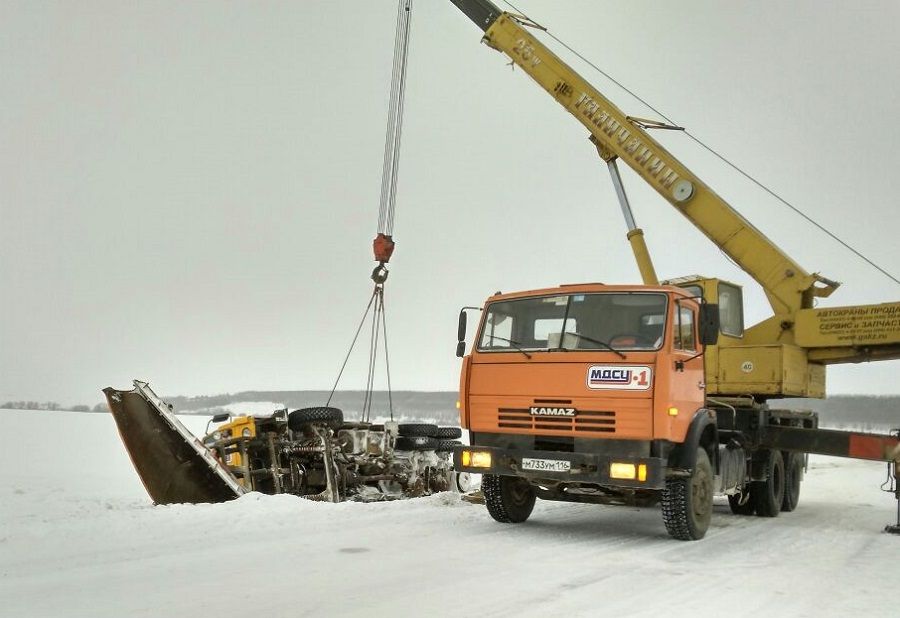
(497, 408, 616, 433)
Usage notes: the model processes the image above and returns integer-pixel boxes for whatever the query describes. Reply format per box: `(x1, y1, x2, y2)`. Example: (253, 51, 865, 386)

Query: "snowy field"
(1, 409, 898, 618)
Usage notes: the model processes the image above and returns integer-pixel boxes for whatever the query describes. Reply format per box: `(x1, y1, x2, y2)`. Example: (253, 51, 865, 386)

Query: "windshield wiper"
(485, 335, 532, 359)
(561, 331, 627, 359)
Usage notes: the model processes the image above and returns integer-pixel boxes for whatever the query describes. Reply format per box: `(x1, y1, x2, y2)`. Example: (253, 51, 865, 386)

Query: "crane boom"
(451, 0, 835, 316)
(449, 0, 900, 397)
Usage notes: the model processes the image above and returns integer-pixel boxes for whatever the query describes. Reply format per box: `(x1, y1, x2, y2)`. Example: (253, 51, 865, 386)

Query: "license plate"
(521, 457, 571, 472)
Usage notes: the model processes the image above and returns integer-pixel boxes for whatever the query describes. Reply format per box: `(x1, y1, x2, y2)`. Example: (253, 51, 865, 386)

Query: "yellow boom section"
(480, 14, 836, 316)
(797, 301, 900, 364)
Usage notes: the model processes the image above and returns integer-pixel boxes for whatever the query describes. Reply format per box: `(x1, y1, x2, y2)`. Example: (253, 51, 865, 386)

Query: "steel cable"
(377, 0, 412, 236)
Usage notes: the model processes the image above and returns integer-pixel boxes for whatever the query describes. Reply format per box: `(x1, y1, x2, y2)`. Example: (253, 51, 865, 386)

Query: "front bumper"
(453, 445, 667, 490)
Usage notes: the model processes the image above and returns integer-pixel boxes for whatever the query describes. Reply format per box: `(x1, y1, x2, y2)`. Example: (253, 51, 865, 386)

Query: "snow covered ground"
(1, 408, 897, 618)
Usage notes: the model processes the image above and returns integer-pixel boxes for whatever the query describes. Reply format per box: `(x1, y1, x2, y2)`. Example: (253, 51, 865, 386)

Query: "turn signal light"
(668, 407, 679, 417)
(461, 450, 492, 468)
(637, 464, 647, 482)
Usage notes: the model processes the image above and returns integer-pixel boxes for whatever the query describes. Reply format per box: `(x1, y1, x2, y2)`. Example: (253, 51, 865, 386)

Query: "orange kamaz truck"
(448, 0, 900, 540)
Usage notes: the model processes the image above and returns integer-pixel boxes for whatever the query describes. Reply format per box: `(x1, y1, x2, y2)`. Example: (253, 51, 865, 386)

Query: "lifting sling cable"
(328, 0, 411, 421)
(325, 286, 394, 422)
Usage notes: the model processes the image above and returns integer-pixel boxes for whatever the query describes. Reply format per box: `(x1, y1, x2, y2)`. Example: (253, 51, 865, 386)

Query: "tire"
(661, 448, 713, 541)
(781, 452, 803, 512)
(751, 449, 785, 517)
(727, 488, 755, 515)
(482, 474, 536, 524)
(434, 426, 463, 440)
(398, 423, 439, 438)
(288, 407, 344, 431)
(394, 435, 438, 451)
(435, 439, 461, 451)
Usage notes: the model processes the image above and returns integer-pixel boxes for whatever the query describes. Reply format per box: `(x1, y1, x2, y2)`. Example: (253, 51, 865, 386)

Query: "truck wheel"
(781, 452, 803, 512)
(751, 450, 785, 517)
(727, 489, 755, 515)
(661, 447, 713, 540)
(482, 474, 535, 524)
(434, 426, 463, 439)
(288, 407, 344, 431)
(398, 423, 439, 438)
(394, 436, 438, 451)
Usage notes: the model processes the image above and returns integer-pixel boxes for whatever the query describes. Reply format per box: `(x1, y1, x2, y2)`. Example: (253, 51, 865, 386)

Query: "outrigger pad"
(103, 380, 245, 505)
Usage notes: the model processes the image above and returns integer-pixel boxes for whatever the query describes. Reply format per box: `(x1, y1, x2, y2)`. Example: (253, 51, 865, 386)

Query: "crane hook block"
(371, 264, 389, 285)
(373, 233, 395, 263)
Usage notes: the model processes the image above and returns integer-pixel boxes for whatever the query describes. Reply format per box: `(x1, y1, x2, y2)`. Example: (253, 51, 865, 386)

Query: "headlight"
(609, 462, 648, 482)
(461, 449, 492, 468)
(609, 462, 636, 480)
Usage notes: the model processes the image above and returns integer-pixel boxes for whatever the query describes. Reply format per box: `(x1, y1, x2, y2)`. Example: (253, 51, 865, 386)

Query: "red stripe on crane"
(848, 434, 900, 461)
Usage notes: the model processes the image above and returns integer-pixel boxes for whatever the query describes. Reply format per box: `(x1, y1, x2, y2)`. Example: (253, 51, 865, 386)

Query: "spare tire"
(394, 435, 438, 451)
(288, 407, 344, 431)
(434, 426, 463, 440)
(435, 439, 462, 452)
(398, 423, 439, 438)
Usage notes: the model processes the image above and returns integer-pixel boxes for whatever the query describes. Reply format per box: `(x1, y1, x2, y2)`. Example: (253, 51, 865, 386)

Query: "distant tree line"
(156, 390, 459, 423)
(4, 392, 898, 428)
(2, 401, 63, 410)
(2, 401, 98, 412)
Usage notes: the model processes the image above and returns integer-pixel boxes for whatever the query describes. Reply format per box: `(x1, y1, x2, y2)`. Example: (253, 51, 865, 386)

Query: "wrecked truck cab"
(105, 380, 468, 505)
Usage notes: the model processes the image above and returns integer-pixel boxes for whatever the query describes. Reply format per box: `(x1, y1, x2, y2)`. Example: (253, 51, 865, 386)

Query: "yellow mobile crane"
(449, 0, 900, 539)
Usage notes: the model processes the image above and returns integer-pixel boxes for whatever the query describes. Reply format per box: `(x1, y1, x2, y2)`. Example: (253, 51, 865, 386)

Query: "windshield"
(477, 293, 667, 352)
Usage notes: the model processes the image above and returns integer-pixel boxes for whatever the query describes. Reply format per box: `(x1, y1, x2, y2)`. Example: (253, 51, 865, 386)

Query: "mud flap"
(103, 380, 245, 505)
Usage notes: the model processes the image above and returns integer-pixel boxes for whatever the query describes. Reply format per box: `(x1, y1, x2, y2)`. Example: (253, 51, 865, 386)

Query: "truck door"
(658, 301, 705, 443)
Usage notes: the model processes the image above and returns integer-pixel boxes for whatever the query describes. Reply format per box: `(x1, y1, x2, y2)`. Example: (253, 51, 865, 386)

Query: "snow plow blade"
(103, 380, 245, 505)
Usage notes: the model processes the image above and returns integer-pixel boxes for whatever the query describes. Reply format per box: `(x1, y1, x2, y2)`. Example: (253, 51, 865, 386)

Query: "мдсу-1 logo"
(586, 365, 652, 390)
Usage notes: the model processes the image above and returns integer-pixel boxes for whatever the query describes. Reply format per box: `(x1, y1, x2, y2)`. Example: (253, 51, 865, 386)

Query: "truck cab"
(454, 283, 718, 530)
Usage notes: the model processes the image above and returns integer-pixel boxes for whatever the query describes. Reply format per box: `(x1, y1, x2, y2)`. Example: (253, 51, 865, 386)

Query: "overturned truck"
(104, 380, 471, 505)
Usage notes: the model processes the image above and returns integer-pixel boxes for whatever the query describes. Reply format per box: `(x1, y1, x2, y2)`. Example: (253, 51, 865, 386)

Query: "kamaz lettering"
(529, 407, 576, 417)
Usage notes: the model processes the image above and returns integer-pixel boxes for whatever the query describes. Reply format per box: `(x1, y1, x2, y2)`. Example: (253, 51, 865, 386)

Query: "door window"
(675, 306, 696, 351)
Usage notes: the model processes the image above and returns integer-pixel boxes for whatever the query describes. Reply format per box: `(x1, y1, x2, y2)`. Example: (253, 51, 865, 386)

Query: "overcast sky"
(2, 0, 899, 405)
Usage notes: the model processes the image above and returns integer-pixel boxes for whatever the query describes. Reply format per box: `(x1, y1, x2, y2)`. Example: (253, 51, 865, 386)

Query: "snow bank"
(1, 409, 897, 617)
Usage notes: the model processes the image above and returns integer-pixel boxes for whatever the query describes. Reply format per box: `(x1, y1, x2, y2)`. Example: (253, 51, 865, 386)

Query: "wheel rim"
(692, 465, 712, 518)
(509, 479, 532, 506)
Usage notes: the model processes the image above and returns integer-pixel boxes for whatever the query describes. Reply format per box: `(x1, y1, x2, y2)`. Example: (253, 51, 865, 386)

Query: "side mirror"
(211, 413, 230, 423)
(456, 306, 483, 358)
(698, 303, 720, 346)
